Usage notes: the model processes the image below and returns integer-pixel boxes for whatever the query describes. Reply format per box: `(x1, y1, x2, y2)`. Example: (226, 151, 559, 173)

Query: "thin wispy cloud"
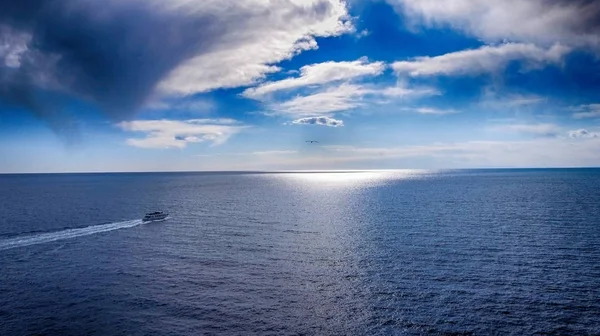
(322, 137, 600, 168)
(242, 57, 385, 99)
(402, 107, 458, 115)
(117, 119, 247, 149)
(271, 84, 368, 116)
(252, 150, 298, 155)
(489, 123, 561, 137)
(572, 104, 600, 119)
(194, 150, 296, 157)
(478, 91, 548, 110)
(230, 138, 600, 170)
(392, 43, 569, 77)
(266, 82, 438, 116)
(379, 84, 440, 98)
(145, 99, 215, 113)
(502, 95, 546, 107)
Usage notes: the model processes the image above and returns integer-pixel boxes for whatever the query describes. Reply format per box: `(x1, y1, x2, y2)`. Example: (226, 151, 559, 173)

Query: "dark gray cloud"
(0, 0, 223, 125)
(544, 0, 600, 36)
(569, 128, 598, 138)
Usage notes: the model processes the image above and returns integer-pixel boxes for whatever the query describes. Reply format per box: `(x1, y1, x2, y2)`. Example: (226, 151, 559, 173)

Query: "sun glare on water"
(276, 170, 431, 187)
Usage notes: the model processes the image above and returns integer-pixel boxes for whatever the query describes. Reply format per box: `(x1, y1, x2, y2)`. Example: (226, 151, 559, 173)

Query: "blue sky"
(1, 0, 600, 172)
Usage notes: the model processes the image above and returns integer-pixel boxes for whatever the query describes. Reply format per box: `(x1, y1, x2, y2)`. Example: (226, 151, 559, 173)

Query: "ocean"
(1, 169, 599, 335)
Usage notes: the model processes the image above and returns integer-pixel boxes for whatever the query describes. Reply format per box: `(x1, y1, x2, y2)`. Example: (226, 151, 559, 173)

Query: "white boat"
(143, 211, 168, 222)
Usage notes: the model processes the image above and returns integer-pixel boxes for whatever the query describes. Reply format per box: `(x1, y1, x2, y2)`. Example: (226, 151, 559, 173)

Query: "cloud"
(403, 107, 458, 115)
(572, 104, 600, 119)
(0, 26, 29, 68)
(242, 58, 438, 117)
(0, 0, 352, 138)
(379, 85, 440, 98)
(117, 119, 246, 149)
(490, 123, 560, 137)
(252, 150, 298, 155)
(388, 0, 600, 49)
(224, 137, 600, 170)
(156, 1, 353, 96)
(194, 150, 297, 157)
(569, 129, 598, 138)
(392, 43, 570, 77)
(356, 29, 370, 38)
(476, 90, 548, 110)
(501, 95, 546, 107)
(272, 84, 368, 115)
(242, 57, 385, 99)
(321, 137, 600, 167)
(145, 99, 215, 113)
(268, 82, 438, 116)
(239, 57, 439, 117)
(291, 116, 344, 127)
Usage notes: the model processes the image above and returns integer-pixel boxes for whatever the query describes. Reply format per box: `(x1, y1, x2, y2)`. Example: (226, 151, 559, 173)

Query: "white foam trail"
(0, 219, 143, 251)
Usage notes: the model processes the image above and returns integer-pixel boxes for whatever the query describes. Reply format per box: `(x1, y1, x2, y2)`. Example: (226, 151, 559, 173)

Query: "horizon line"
(1, 167, 600, 175)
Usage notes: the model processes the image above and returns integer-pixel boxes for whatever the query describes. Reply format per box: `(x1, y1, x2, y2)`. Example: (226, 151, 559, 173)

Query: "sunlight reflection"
(276, 170, 432, 187)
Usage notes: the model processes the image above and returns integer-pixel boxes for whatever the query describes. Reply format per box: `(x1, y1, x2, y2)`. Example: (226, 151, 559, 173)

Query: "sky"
(1, 0, 600, 172)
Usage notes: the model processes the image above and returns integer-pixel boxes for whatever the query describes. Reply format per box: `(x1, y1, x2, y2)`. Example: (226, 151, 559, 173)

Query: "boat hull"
(142, 214, 168, 222)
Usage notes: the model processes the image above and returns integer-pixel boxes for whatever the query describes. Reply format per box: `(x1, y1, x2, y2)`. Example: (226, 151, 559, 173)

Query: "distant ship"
(142, 211, 168, 222)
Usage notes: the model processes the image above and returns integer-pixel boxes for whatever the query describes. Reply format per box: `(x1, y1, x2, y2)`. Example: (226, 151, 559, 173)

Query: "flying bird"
(305, 140, 319, 143)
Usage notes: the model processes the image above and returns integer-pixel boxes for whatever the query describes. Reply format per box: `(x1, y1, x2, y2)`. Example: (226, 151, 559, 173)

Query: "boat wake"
(0, 219, 143, 251)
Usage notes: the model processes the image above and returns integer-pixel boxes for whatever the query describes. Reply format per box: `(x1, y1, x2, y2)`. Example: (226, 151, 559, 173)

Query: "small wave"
(0, 219, 143, 251)
(283, 229, 320, 235)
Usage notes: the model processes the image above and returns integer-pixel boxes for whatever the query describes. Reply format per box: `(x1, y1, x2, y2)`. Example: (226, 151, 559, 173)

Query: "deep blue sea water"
(1, 169, 600, 335)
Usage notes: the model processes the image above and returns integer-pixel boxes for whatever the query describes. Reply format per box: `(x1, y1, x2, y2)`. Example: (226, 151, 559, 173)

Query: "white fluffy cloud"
(291, 116, 344, 127)
(117, 119, 246, 149)
(572, 104, 600, 119)
(392, 43, 569, 77)
(242, 57, 385, 99)
(157, 0, 353, 96)
(388, 0, 600, 49)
